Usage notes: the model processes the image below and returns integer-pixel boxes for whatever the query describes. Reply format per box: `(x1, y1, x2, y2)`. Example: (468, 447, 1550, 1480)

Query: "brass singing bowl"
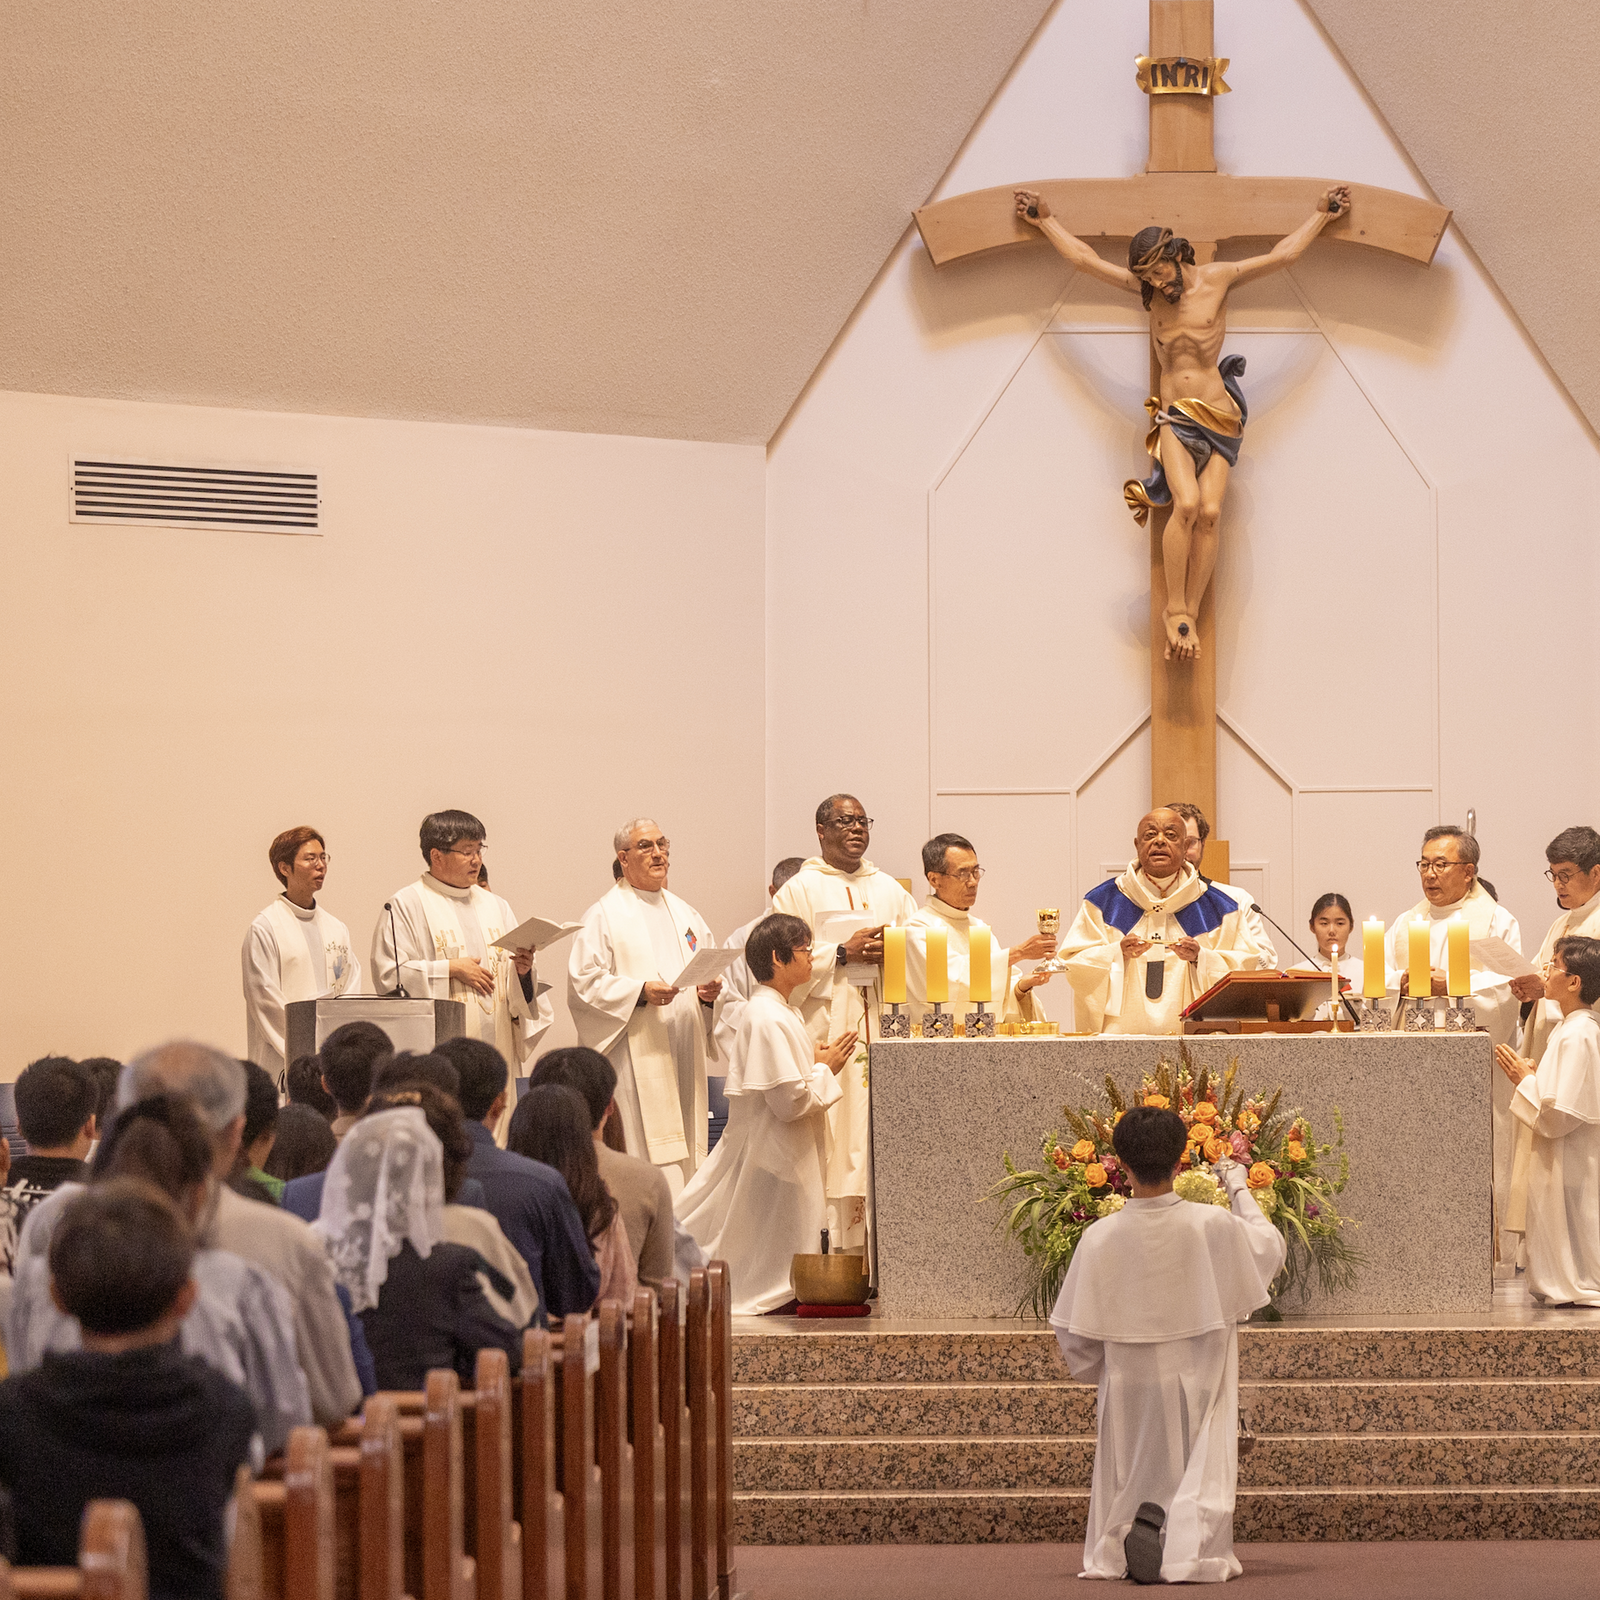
(791, 1253, 871, 1306)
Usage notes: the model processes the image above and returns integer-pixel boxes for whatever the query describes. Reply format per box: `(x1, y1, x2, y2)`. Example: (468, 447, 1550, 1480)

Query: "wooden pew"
(517, 1329, 564, 1600)
(1, 1500, 147, 1600)
(594, 1304, 634, 1600)
(704, 1265, 737, 1600)
(555, 1316, 603, 1600)
(655, 1283, 694, 1600)
(629, 1290, 667, 1600)
(684, 1272, 716, 1600)
(470, 1349, 522, 1600)
(422, 1370, 476, 1600)
(252, 1427, 336, 1600)
(356, 1395, 407, 1600)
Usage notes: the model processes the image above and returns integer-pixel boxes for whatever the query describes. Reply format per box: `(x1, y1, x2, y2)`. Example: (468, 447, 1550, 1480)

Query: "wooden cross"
(913, 0, 1449, 843)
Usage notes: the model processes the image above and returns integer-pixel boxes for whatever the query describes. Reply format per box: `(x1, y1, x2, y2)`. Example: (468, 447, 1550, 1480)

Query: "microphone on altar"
(1250, 902, 1361, 1026)
(384, 901, 409, 999)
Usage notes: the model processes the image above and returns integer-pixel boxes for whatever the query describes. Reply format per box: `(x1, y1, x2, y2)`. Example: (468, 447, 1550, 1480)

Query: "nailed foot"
(1163, 609, 1201, 662)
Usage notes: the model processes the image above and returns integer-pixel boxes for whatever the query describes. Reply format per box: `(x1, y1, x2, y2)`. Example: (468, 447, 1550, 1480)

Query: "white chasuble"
(1509, 1010, 1600, 1307)
(371, 876, 552, 1072)
(771, 858, 917, 1251)
(674, 984, 842, 1314)
(904, 900, 1045, 1026)
(567, 884, 714, 1188)
(1049, 1169, 1285, 1582)
(1059, 864, 1264, 1036)
(243, 896, 360, 1077)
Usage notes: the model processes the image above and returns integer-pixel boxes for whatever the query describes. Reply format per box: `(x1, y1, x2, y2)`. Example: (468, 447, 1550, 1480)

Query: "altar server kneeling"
(1496, 936, 1600, 1308)
(1049, 1106, 1285, 1584)
(675, 914, 855, 1314)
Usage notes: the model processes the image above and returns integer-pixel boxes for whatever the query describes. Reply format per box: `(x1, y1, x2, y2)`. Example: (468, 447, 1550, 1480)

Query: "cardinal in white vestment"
(370, 810, 551, 1079)
(1060, 810, 1265, 1036)
(243, 826, 361, 1077)
(567, 819, 720, 1193)
(1496, 936, 1600, 1307)
(770, 795, 916, 1253)
(1050, 1105, 1284, 1583)
(675, 914, 849, 1313)
(903, 833, 1056, 1025)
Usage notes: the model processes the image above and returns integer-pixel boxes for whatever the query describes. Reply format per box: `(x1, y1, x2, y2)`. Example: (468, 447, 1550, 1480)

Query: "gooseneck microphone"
(384, 902, 410, 999)
(1250, 903, 1360, 1025)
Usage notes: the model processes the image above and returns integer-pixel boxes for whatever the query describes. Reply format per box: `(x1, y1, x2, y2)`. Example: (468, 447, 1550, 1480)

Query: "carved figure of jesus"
(1014, 185, 1350, 661)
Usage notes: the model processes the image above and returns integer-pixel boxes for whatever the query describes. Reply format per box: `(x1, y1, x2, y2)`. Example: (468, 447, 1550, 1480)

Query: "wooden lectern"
(1182, 971, 1354, 1034)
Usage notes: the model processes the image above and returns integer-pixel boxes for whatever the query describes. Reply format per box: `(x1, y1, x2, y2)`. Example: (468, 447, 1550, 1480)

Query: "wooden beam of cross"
(913, 0, 1449, 836)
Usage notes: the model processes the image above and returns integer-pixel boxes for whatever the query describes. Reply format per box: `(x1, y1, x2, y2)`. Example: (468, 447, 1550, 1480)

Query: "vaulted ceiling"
(0, 0, 1592, 446)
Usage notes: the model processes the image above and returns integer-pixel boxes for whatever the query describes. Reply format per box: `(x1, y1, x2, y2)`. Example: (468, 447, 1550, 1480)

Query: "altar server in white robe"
(1305, 893, 1363, 1021)
(568, 819, 721, 1193)
(713, 856, 807, 1063)
(1169, 803, 1278, 968)
(371, 809, 551, 1076)
(243, 825, 360, 1078)
(1059, 809, 1266, 1036)
(1512, 828, 1600, 1068)
(1051, 1105, 1284, 1583)
(1496, 936, 1600, 1307)
(903, 833, 1056, 1025)
(771, 794, 917, 1253)
(676, 914, 852, 1313)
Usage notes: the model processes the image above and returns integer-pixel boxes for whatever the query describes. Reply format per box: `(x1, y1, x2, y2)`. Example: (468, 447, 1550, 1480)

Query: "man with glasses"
(568, 819, 720, 1193)
(904, 833, 1057, 1023)
(772, 795, 917, 1257)
(371, 809, 549, 1078)
(1058, 808, 1266, 1035)
(243, 826, 361, 1077)
(1515, 828, 1600, 1069)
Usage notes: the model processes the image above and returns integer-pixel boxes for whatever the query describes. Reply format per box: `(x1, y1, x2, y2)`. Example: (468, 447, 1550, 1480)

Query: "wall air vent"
(70, 459, 319, 535)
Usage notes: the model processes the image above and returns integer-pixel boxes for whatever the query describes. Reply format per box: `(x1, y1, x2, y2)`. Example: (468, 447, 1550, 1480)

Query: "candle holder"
(1443, 999, 1476, 1031)
(1354, 997, 1390, 1031)
(1401, 996, 1437, 1033)
(879, 1003, 911, 1040)
(964, 1000, 996, 1038)
(922, 1002, 955, 1039)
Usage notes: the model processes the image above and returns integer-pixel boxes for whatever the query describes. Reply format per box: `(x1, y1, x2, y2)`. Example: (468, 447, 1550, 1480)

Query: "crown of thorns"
(1132, 229, 1183, 275)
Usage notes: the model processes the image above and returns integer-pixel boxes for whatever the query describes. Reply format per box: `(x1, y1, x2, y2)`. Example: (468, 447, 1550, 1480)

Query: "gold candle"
(1362, 916, 1386, 998)
(925, 926, 948, 1003)
(968, 926, 992, 1003)
(882, 927, 907, 1004)
(1408, 918, 1432, 1001)
(1446, 914, 1471, 997)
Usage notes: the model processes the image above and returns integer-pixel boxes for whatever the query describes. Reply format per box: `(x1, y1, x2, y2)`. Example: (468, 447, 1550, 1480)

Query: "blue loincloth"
(1123, 354, 1249, 527)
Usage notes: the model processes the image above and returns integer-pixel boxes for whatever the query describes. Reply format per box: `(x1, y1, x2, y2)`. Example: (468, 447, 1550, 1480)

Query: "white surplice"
(903, 899, 1046, 1026)
(712, 907, 771, 1064)
(1521, 894, 1600, 1066)
(567, 883, 715, 1190)
(1059, 864, 1265, 1036)
(1509, 1009, 1600, 1307)
(370, 875, 552, 1072)
(674, 983, 842, 1314)
(1050, 1166, 1285, 1582)
(242, 896, 360, 1077)
(771, 858, 917, 1251)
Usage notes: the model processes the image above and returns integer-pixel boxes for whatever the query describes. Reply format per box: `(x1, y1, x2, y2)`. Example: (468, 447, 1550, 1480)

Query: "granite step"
(733, 1432, 1600, 1492)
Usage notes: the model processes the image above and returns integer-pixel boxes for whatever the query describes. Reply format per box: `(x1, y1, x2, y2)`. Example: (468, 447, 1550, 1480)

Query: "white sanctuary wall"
(0, 392, 764, 1065)
(766, 0, 1600, 1020)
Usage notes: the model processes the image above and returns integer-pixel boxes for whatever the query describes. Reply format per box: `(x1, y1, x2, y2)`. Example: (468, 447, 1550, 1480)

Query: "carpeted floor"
(738, 1541, 1600, 1598)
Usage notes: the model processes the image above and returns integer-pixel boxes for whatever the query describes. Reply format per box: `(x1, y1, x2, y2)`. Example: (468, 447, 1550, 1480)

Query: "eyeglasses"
(827, 816, 873, 831)
(624, 839, 670, 856)
(790, 942, 813, 956)
(936, 866, 986, 885)
(445, 845, 487, 862)
(298, 853, 331, 868)
(1546, 867, 1587, 887)
(1416, 859, 1465, 876)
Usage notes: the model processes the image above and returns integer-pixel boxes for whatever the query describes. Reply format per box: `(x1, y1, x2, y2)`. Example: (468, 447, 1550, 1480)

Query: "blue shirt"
(464, 1122, 599, 1322)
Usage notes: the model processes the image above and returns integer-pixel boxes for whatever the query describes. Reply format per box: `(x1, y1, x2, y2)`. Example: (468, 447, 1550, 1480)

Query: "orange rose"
(1084, 1163, 1108, 1188)
(1247, 1162, 1276, 1190)
(1187, 1122, 1209, 1144)
(1193, 1101, 1218, 1123)
(1143, 1094, 1169, 1109)
(1070, 1138, 1097, 1163)
(1286, 1141, 1307, 1164)
(1202, 1135, 1226, 1163)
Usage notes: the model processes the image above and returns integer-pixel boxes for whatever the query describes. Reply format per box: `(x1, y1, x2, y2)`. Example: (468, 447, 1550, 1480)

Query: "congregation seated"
(510, 1084, 637, 1307)
(7, 1092, 310, 1455)
(284, 1051, 337, 1119)
(0, 1180, 256, 1600)
(227, 1059, 283, 1204)
(0, 1055, 100, 1276)
(318, 1020, 393, 1139)
(262, 1101, 336, 1184)
(530, 1046, 678, 1291)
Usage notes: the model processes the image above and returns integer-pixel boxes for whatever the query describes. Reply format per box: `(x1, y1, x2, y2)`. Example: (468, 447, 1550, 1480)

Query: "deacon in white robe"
(242, 827, 360, 1078)
(675, 919, 847, 1314)
(1059, 809, 1266, 1036)
(770, 795, 917, 1253)
(712, 856, 808, 1064)
(568, 819, 720, 1193)
(903, 833, 1056, 1026)
(1170, 803, 1279, 968)
(1050, 1109, 1284, 1583)
(1515, 829, 1600, 1068)
(1496, 940, 1600, 1307)
(371, 810, 551, 1079)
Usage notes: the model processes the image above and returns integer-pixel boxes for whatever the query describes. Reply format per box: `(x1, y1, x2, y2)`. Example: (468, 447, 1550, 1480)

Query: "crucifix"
(913, 0, 1449, 859)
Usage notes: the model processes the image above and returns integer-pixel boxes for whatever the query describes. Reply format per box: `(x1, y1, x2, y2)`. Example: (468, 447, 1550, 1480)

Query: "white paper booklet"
(491, 915, 584, 952)
(671, 946, 743, 989)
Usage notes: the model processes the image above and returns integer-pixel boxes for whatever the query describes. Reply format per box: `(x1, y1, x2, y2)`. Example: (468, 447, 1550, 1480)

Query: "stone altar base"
(870, 1034, 1493, 1320)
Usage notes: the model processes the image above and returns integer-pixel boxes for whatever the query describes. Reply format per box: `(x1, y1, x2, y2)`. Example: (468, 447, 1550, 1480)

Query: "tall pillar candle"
(1362, 917, 1386, 997)
(924, 926, 948, 1004)
(1408, 918, 1432, 1001)
(1446, 914, 1470, 997)
(967, 926, 992, 1003)
(1329, 943, 1341, 1025)
(882, 927, 907, 1005)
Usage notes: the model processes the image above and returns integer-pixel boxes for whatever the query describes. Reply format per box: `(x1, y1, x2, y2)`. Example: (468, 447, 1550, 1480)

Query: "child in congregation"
(0, 1180, 257, 1600)
(1049, 1105, 1286, 1584)
(1495, 935, 1600, 1307)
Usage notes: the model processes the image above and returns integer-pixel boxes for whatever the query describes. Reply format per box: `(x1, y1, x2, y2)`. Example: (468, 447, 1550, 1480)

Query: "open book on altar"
(1182, 970, 1354, 1032)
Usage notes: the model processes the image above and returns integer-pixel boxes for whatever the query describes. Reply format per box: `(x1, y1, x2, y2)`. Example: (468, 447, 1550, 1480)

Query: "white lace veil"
(313, 1106, 445, 1313)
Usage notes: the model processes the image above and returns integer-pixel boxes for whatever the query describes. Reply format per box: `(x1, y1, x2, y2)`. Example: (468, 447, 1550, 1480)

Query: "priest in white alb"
(1495, 936, 1600, 1307)
(243, 825, 361, 1078)
(1512, 827, 1600, 1068)
(771, 794, 917, 1254)
(1167, 802, 1279, 968)
(675, 913, 851, 1313)
(370, 809, 551, 1078)
(1059, 808, 1266, 1036)
(567, 819, 720, 1193)
(1050, 1105, 1285, 1582)
(903, 833, 1056, 1025)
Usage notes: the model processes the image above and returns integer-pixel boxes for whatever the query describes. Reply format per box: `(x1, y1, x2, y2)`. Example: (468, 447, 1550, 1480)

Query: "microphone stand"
(1250, 903, 1361, 1027)
(384, 901, 410, 999)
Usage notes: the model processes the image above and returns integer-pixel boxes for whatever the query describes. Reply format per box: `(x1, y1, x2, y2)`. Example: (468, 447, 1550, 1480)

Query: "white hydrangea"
(1173, 1170, 1222, 1206)
(1253, 1187, 1278, 1216)
(1097, 1194, 1126, 1217)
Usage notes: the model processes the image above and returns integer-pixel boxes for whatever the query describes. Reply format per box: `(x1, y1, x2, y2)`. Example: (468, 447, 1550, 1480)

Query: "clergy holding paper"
(567, 819, 720, 1193)
(1058, 808, 1266, 1035)
(370, 809, 552, 1073)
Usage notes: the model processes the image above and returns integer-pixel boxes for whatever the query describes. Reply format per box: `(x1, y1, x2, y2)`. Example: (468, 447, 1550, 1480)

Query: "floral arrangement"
(987, 1049, 1360, 1318)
